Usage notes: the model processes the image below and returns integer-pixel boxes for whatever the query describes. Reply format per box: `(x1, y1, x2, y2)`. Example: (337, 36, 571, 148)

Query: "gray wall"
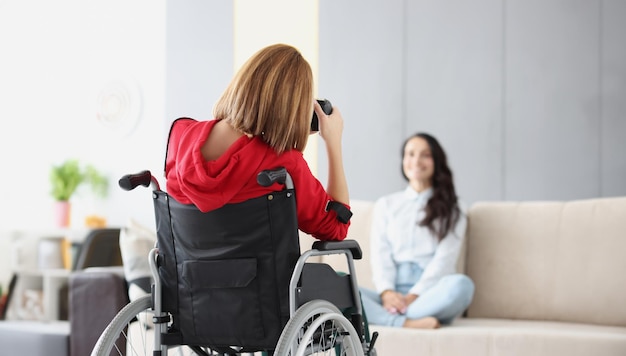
(165, 0, 626, 206)
(318, 0, 626, 205)
(602, 0, 626, 198)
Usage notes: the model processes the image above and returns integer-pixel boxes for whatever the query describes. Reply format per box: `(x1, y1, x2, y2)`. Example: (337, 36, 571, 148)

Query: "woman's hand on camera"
(313, 100, 349, 205)
(314, 100, 343, 147)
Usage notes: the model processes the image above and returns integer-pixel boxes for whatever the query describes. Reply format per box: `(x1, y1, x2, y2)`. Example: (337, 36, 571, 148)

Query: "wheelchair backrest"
(152, 187, 300, 350)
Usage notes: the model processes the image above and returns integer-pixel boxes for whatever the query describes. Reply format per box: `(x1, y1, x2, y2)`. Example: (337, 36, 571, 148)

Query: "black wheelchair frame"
(91, 167, 377, 356)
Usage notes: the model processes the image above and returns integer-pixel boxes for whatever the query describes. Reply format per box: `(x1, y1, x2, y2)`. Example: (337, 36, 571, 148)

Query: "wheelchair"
(91, 167, 378, 356)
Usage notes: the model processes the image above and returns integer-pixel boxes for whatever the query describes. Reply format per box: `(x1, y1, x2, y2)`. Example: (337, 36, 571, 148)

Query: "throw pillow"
(119, 218, 156, 303)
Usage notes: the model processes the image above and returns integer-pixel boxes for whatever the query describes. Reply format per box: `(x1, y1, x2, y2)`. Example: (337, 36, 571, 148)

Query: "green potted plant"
(50, 159, 109, 227)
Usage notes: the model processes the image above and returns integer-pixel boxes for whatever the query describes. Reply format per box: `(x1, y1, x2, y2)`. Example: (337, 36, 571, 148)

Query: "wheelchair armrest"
(311, 239, 362, 260)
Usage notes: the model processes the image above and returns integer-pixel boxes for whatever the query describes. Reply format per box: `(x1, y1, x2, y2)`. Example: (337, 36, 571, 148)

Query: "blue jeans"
(360, 263, 475, 327)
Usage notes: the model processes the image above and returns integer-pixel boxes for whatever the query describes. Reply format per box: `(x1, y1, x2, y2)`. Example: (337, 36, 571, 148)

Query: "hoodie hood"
(165, 118, 270, 212)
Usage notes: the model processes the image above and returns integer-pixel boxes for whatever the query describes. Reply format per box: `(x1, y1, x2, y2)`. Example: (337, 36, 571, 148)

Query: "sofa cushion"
(370, 318, 626, 356)
(119, 218, 156, 302)
(465, 197, 626, 326)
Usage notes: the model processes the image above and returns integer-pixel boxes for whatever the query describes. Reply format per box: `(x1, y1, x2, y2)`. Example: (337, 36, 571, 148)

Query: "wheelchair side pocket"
(182, 258, 264, 339)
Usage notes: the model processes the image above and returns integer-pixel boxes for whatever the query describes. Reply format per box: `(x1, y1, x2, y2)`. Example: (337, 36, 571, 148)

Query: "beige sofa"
(308, 196, 626, 356)
(9, 197, 623, 355)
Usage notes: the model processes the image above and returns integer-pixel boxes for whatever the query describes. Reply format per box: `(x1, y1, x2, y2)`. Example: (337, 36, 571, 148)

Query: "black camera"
(311, 99, 333, 132)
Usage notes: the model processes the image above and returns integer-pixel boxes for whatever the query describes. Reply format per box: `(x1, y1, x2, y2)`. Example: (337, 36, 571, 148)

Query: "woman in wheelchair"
(93, 44, 375, 356)
(165, 43, 351, 241)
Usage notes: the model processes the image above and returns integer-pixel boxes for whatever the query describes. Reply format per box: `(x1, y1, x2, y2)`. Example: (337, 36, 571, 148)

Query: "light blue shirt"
(370, 186, 467, 296)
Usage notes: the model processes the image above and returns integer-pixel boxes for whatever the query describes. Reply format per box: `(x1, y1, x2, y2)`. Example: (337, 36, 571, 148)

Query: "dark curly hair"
(401, 133, 460, 241)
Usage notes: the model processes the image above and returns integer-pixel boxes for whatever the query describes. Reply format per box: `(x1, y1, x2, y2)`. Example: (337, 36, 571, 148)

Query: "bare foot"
(403, 316, 440, 329)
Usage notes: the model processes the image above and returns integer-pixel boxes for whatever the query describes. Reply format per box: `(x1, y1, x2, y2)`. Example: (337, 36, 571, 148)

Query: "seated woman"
(360, 133, 475, 329)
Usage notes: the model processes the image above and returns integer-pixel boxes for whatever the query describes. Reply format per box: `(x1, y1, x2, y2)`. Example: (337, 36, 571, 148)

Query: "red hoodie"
(165, 118, 349, 241)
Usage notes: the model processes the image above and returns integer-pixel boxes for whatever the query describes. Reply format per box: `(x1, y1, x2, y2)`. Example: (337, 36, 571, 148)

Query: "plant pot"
(54, 200, 71, 227)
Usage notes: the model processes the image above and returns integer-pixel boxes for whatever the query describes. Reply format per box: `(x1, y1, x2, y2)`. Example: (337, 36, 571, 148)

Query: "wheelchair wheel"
(91, 295, 210, 356)
(274, 300, 365, 356)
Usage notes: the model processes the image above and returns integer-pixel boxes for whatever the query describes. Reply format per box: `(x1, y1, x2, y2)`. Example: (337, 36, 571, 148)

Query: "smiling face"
(402, 136, 435, 189)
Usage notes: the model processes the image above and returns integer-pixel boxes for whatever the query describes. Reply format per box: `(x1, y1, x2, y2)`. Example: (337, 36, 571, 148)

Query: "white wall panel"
(405, 0, 504, 206)
(505, 0, 601, 201)
(165, 1, 233, 125)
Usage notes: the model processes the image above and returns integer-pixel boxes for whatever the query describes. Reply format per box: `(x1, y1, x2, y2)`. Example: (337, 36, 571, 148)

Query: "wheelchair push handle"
(257, 167, 294, 189)
(119, 170, 160, 191)
(119, 167, 289, 192)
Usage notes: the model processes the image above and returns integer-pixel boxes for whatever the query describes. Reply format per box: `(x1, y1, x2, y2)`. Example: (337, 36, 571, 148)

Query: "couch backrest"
(341, 200, 376, 290)
(299, 200, 376, 290)
(465, 196, 626, 327)
(308, 199, 466, 292)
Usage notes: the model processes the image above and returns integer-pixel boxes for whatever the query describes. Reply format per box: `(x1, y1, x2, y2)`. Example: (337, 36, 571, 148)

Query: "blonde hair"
(213, 44, 314, 154)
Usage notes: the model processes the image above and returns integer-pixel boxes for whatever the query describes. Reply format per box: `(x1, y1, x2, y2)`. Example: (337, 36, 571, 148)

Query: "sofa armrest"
(69, 267, 128, 356)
